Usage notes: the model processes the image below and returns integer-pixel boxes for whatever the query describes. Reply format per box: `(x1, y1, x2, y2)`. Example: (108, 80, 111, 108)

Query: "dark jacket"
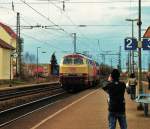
(103, 81, 126, 113)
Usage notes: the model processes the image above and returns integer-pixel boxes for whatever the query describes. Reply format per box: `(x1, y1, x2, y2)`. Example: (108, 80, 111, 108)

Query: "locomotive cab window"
(63, 57, 72, 64)
(74, 58, 83, 64)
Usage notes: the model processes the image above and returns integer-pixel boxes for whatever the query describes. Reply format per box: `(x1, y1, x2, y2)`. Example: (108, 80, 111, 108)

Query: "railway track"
(0, 83, 69, 128)
(0, 83, 60, 101)
(0, 91, 68, 128)
(0, 82, 102, 128)
(0, 82, 63, 111)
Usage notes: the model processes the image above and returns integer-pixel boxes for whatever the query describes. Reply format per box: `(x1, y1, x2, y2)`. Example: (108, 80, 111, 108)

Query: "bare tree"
(23, 52, 36, 64)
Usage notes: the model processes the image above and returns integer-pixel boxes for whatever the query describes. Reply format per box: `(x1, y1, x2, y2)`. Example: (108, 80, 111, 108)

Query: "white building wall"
(2, 49, 12, 80)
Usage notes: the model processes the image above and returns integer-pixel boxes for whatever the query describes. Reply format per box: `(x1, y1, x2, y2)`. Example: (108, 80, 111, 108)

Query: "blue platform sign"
(142, 39, 150, 50)
(124, 37, 137, 50)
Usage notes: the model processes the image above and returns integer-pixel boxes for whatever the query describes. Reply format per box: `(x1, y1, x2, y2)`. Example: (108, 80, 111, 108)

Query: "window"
(89, 60, 93, 65)
(63, 57, 72, 64)
(74, 58, 83, 64)
(63, 57, 84, 65)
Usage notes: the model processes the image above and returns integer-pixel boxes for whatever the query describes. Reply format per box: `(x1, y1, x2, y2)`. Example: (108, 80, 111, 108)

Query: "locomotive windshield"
(63, 57, 83, 65)
(63, 57, 72, 64)
(74, 58, 83, 64)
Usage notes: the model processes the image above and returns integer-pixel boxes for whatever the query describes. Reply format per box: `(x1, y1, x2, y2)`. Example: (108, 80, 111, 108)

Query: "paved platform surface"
(30, 88, 150, 129)
(1, 81, 150, 129)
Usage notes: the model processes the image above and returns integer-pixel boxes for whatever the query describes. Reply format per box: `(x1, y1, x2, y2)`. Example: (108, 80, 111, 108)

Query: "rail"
(0, 90, 66, 127)
(0, 82, 60, 101)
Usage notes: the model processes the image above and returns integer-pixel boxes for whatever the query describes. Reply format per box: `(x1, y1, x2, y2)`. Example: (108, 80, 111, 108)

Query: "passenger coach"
(59, 53, 100, 92)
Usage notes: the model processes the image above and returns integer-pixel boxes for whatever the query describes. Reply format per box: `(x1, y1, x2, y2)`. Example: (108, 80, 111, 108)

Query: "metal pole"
(73, 33, 76, 53)
(138, 0, 143, 93)
(129, 51, 132, 73)
(37, 47, 40, 83)
(103, 54, 105, 73)
(131, 21, 134, 73)
(98, 40, 100, 64)
(126, 19, 138, 73)
(137, 0, 143, 110)
(16, 12, 19, 77)
(111, 58, 112, 69)
(18, 13, 22, 79)
(118, 46, 122, 71)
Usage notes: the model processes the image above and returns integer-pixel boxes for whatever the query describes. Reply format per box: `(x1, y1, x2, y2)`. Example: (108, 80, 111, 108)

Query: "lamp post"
(137, 0, 143, 110)
(36, 47, 40, 83)
(72, 33, 76, 53)
(126, 18, 138, 74)
(137, 0, 143, 94)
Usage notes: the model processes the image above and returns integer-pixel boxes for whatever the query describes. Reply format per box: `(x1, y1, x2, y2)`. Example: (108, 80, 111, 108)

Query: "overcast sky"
(0, 0, 150, 69)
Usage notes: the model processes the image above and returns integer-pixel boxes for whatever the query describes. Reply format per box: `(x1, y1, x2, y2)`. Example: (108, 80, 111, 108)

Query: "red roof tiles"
(0, 38, 15, 50)
(143, 26, 150, 38)
(0, 22, 17, 39)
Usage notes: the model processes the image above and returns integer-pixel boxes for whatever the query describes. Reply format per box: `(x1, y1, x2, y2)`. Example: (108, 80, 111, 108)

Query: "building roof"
(0, 22, 17, 39)
(0, 38, 15, 50)
(143, 26, 150, 38)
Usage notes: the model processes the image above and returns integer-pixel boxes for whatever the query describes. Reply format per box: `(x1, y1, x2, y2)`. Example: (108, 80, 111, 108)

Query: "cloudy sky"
(0, 0, 150, 69)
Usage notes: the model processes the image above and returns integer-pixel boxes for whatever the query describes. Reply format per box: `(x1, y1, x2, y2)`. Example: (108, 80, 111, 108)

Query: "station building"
(0, 22, 16, 80)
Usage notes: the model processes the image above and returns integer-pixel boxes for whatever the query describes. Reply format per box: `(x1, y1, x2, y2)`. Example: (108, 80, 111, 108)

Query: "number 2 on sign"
(126, 39, 132, 48)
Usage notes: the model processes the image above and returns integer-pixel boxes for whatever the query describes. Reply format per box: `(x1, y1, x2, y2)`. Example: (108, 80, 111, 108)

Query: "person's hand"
(108, 74, 112, 81)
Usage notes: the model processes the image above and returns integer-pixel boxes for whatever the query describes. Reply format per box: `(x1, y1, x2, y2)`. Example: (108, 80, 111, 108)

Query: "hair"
(130, 73, 135, 78)
(111, 69, 120, 81)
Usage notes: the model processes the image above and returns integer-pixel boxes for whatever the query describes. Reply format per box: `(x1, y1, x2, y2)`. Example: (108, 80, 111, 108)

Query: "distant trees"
(23, 52, 36, 64)
(21, 52, 36, 80)
(99, 63, 113, 76)
(50, 52, 59, 75)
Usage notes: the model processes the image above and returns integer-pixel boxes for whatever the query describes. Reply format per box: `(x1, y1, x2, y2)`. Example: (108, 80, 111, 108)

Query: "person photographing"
(102, 69, 127, 129)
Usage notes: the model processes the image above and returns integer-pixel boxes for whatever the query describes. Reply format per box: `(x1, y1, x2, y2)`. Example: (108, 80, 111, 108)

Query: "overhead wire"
(3, 1, 146, 50)
(19, 0, 72, 38)
(3, 6, 71, 42)
(60, 1, 150, 4)
(38, 0, 89, 52)
(21, 32, 72, 51)
(48, 0, 97, 51)
(17, 0, 75, 52)
(1, 1, 150, 4)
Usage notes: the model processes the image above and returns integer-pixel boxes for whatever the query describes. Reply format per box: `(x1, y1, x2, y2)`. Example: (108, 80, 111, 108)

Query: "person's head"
(130, 73, 135, 78)
(110, 69, 120, 81)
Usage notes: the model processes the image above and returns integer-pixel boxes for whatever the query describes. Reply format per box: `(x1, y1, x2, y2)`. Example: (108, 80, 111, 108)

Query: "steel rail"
(0, 83, 60, 101)
(0, 91, 66, 128)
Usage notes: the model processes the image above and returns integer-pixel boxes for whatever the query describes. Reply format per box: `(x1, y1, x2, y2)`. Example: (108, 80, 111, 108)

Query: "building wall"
(40, 64, 51, 76)
(0, 49, 12, 80)
(0, 26, 16, 80)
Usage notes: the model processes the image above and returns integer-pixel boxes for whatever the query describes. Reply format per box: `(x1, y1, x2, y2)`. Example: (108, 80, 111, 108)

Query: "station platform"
(29, 86, 150, 129)
(1, 82, 150, 129)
